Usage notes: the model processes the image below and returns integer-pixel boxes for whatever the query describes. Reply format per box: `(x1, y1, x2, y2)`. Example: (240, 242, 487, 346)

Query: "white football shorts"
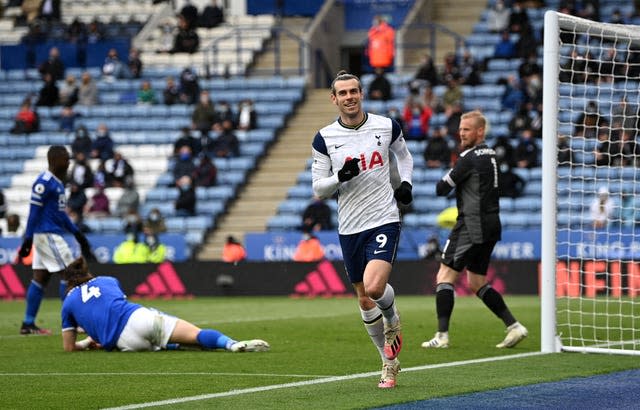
(32, 233, 75, 272)
(116, 307, 178, 352)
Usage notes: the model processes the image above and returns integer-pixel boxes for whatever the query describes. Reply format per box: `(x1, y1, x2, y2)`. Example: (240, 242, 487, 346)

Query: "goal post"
(542, 11, 640, 356)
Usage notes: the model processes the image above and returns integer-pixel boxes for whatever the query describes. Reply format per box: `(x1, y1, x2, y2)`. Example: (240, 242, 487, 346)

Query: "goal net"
(542, 11, 640, 355)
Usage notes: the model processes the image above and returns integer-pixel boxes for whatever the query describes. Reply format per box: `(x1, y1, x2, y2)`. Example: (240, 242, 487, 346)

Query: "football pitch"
(1, 295, 640, 409)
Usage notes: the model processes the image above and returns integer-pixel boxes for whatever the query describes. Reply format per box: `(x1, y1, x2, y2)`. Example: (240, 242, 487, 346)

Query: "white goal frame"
(542, 10, 640, 355)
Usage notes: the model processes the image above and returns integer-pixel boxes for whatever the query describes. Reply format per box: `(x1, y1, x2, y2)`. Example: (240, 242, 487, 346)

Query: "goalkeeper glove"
(337, 158, 360, 182)
(74, 232, 96, 262)
(394, 181, 413, 205)
(18, 237, 33, 258)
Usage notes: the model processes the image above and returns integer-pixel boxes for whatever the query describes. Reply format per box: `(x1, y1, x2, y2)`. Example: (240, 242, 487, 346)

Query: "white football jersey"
(311, 112, 413, 235)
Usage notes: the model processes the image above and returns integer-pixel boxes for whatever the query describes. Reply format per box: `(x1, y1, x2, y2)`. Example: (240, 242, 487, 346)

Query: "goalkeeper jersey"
(311, 112, 413, 235)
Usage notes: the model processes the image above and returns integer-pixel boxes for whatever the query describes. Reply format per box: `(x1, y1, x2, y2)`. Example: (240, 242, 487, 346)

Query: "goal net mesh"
(551, 12, 640, 354)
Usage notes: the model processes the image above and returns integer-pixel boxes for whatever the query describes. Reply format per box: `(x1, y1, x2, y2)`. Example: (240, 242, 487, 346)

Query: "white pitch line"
(0, 372, 333, 379)
(103, 351, 547, 410)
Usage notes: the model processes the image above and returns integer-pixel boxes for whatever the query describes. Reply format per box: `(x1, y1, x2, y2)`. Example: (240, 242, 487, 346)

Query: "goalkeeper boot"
(378, 359, 400, 389)
(20, 322, 52, 335)
(383, 317, 403, 360)
(230, 339, 270, 352)
(496, 322, 528, 348)
(421, 331, 449, 349)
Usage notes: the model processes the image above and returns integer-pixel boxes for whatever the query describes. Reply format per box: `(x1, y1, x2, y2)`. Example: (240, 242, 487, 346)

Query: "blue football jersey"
(24, 170, 77, 238)
(61, 276, 141, 351)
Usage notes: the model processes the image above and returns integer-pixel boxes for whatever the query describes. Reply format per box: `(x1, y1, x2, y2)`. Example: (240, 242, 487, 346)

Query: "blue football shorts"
(339, 222, 400, 283)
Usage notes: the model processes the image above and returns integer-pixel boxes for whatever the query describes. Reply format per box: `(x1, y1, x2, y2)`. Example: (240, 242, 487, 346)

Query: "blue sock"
(59, 280, 68, 302)
(24, 280, 44, 324)
(196, 329, 236, 350)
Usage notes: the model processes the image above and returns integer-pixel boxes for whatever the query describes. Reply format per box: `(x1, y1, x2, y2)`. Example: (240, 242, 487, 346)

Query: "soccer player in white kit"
(311, 71, 413, 388)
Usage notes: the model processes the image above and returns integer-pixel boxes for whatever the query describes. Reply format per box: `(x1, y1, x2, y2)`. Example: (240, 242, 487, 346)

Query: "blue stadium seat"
(267, 214, 301, 230)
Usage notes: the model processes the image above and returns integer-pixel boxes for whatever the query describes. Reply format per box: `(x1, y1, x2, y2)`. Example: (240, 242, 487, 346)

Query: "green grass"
(1, 295, 640, 409)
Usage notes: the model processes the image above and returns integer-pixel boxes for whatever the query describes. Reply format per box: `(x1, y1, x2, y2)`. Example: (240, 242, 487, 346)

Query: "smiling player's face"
(331, 79, 363, 122)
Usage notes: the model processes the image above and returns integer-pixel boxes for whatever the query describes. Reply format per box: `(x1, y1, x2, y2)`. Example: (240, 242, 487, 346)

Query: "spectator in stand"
(487, 0, 511, 33)
(492, 135, 516, 168)
(514, 128, 539, 169)
(38, 0, 61, 22)
(171, 14, 199, 54)
(403, 98, 432, 140)
(180, 0, 199, 29)
(191, 90, 218, 134)
(1, 213, 25, 237)
(179, 67, 200, 105)
(104, 151, 134, 188)
(575, 100, 607, 139)
(36, 73, 59, 107)
(0, 189, 5, 220)
(444, 102, 463, 142)
(173, 145, 196, 183)
(162, 76, 180, 105)
(414, 53, 438, 86)
(508, 0, 530, 34)
(192, 154, 217, 187)
(494, 30, 517, 59)
(501, 75, 526, 113)
(69, 151, 94, 189)
(423, 85, 443, 113)
(10, 100, 40, 134)
(519, 50, 542, 80)
(126, 47, 143, 79)
(222, 235, 246, 263)
(162, 77, 181, 105)
(214, 119, 240, 158)
(57, 105, 81, 132)
(113, 232, 146, 264)
(157, 18, 175, 54)
(301, 196, 333, 232)
(91, 123, 115, 161)
(613, 128, 639, 167)
(508, 103, 533, 135)
(214, 101, 235, 131)
(141, 229, 166, 263)
(67, 182, 88, 217)
(515, 23, 538, 59)
(143, 208, 167, 235)
(59, 74, 79, 107)
(608, 8, 625, 24)
(66, 17, 86, 44)
(175, 175, 196, 216)
(423, 126, 452, 169)
(38, 46, 65, 82)
(102, 48, 125, 82)
(78, 71, 99, 106)
(497, 162, 526, 199)
(199, 0, 224, 28)
(611, 97, 637, 134)
(590, 186, 614, 229)
(123, 210, 143, 236)
(236, 99, 257, 131)
(442, 75, 463, 111)
(438, 53, 460, 85)
(136, 80, 157, 105)
(292, 232, 325, 262)
(93, 160, 107, 188)
(557, 134, 572, 166)
(458, 49, 481, 86)
(368, 67, 393, 101)
(367, 15, 395, 71)
(387, 106, 404, 132)
(173, 127, 200, 158)
(85, 183, 110, 218)
(71, 125, 92, 157)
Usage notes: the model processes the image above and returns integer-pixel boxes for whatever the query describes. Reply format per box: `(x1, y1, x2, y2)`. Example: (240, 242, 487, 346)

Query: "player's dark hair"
(47, 145, 69, 164)
(330, 70, 362, 95)
(64, 257, 93, 290)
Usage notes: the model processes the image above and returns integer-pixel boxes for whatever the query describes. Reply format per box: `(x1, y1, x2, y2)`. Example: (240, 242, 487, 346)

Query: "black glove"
(74, 232, 96, 262)
(394, 181, 413, 205)
(337, 158, 360, 182)
(18, 237, 33, 258)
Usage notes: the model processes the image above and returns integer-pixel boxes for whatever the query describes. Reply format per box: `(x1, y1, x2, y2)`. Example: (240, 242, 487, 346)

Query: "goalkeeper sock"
(477, 284, 516, 327)
(360, 306, 385, 361)
(196, 329, 236, 350)
(435, 283, 455, 332)
(59, 280, 68, 301)
(24, 280, 44, 324)
(372, 284, 399, 325)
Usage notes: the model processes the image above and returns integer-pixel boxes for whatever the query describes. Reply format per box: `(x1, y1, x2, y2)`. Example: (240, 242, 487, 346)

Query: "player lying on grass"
(61, 256, 270, 353)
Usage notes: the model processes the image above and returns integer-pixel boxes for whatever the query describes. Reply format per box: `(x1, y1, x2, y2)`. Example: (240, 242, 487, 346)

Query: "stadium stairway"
(197, 88, 336, 260)
(248, 17, 310, 76)
(429, 0, 487, 65)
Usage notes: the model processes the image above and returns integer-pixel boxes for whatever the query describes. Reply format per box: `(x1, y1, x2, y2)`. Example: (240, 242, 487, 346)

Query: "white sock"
(372, 284, 399, 325)
(360, 306, 385, 361)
